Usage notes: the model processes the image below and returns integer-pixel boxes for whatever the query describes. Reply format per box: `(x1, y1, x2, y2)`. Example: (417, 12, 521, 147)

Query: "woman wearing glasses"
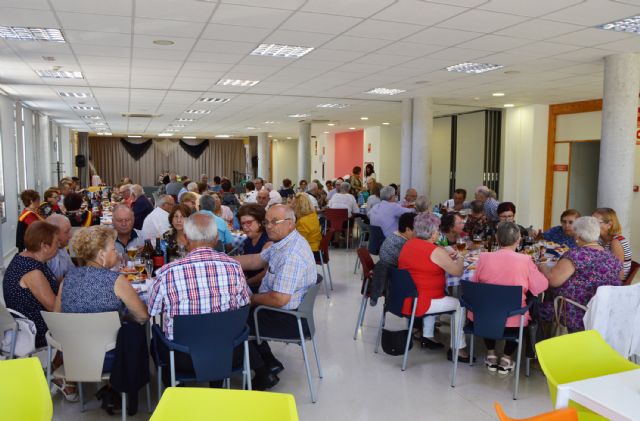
(237, 203, 272, 292)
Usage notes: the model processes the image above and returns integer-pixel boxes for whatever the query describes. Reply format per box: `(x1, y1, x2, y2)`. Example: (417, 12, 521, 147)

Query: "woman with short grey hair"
(414, 196, 430, 213)
(379, 186, 396, 202)
(572, 215, 601, 244)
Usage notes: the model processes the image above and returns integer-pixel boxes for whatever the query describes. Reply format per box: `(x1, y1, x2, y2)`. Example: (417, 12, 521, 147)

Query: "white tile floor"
(51, 249, 553, 420)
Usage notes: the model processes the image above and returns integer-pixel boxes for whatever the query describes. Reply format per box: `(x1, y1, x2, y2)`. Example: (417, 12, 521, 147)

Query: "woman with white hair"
(539, 216, 622, 332)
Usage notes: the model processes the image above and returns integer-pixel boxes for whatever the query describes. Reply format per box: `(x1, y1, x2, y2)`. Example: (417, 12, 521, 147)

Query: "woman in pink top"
(471, 222, 548, 374)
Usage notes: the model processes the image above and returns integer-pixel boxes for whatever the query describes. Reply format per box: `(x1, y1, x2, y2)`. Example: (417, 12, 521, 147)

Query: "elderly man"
(235, 205, 317, 378)
(368, 186, 414, 237)
(264, 183, 282, 207)
(256, 189, 270, 209)
(130, 184, 154, 230)
(475, 187, 500, 224)
(112, 204, 145, 256)
(254, 178, 264, 191)
(165, 173, 183, 197)
(327, 181, 359, 218)
(119, 183, 133, 207)
(199, 194, 234, 249)
(443, 188, 470, 211)
(45, 214, 74, 283)
(400, 188, 418, 208)
(305, 182, 322, 210)
(142, 194, 175, 240)
(199, 174, 209, 185)
(415, 196, 431, 213)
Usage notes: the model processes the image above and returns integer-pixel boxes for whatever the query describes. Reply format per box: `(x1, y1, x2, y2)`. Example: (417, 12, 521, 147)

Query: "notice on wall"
(553, 164, 569, 172)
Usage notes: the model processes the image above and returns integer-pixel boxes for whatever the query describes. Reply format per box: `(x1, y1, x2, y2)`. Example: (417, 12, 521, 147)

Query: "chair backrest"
(296, 281, 322, 338)
(494, 402, 578, 421)
(368, 225, 385, 255)
(323, 208, 348, 230)
(354, 217, 369, 233)
(385, 268, 417, 317)
(624, 260, 639, 285)
(535, 330, 639, 406)
(460, 281, 523, 339)
(356, 247, 375, 279)
(0, 357, 52, 421)
(0, 301, 17, 333)
(41, 311, 121, 381)
(318, 229, 334, 258)
(173, 306, 250, 383)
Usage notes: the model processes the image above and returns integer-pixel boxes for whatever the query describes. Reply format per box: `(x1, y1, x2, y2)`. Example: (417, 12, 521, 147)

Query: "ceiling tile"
(372, 0, 466, 26)
(477, 0, 584, 17)
(64, 30, 132, 48)
(262, 30, 335, 48)
(134, 35, 197, 51)
(193, 39, 255, 54)
(301, 0, 394, 18)
(544, 0, 640, 26)
(219, 0, 305, 10)
(597, 37, 640, 53)
(134, 18, 206, 38)
(322, 36, 392, 52)
(376, 41, 442, 57)
(438, 10, 529, 33)
(51, 0, 132, 16)
(0, 7, 58, 26)
(212, 4, 292, 28)
(354, 53, 414, 66)
(457, 35, 533, 52)
(135, 0, 216, 22)
(496, 19, 584, 41)
(552, 27, 637, 47)
(201, 24, 272, 42)
(345, 19, 424, 40)
(280, 12, 362, 34)
(404, 27, 483, 46)
(58, 12, 132, 33)
(72, 45, 131, 57)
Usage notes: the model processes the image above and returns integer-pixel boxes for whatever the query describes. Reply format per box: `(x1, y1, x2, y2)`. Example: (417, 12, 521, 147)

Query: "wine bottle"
(142, 239, 154, 261)
(153, 237, 165, 270)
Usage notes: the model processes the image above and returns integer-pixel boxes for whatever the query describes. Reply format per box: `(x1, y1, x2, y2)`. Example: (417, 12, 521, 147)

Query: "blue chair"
(459, 281, 532, 400)
(151, 306, 252, 396)
(368, 225, 385, 256)
(374, 268, 460, 385)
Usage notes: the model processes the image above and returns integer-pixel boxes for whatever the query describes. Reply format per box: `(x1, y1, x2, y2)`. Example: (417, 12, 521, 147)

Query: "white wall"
(0, 96, 19, 264)
(363, 126, 381, 180)
(272, 137, 298, 188)
(22, 108, 37, 191)
(378, 124, 401, 184)
(502, 105, 550, 229)
(455, 112, 485, 197)
(556, 111, 601, 141)
(59, 128, 73, 180)
(310, 133, 335, 182)
(431, 117, 452, 206)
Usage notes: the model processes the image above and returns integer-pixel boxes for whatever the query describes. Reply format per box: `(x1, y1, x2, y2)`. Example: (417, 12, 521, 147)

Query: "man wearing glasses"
(235, 204, 317, 389)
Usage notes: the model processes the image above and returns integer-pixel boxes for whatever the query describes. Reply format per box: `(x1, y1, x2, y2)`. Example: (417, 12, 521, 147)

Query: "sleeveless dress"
(398, 239, 446, 316)
(3, 255, 59, 347)
(603, 235, 632, 280)
(243, 231, 269, 280)
(61, 267, 123, 314)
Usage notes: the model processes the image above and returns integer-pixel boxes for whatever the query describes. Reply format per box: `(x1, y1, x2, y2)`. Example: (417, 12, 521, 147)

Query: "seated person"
(244, 181, 257, 203)
(220, 180, 240, 207)
(16, 190, 44, 251)
(210, 192, 234, 228)
(327, 182, 359, 218)
(130, 184, 154, 230)
(290, 193, 322, 252)
(414, 196, 430, 214)
(199, 195, 234, 250)
(141, 194, 175, 241)
(539, 216, 622, 332)
(112, 205, 145, 256)
(237, 204, 272, 292)
(64, 192, 94, 227)
(368, 186, 414, 237)
(497, 202, 529, 240)
(463, 200, 488, 237)
(366, 183, 382, 210)
(179, 192, 198, 212)
(278, 178, 295, 199)
(593, 207, 632, 280)
(443, 188, 470, 211)
(543, 209, 579, 249)
(436, 212, 465, 247)
(39, 188, 63, 218)
(45, 214, 74, 283)
(471, 222, 548, 374)
(163, 204, 192, 261)
(400, 188, 418, 208)
(379, 213, 416, 267)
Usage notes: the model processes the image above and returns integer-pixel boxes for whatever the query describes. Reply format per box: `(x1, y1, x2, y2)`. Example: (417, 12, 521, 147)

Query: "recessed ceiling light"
(184, 109, 211, 114)
(176, 118, 194, 122)
(36, 69, 83, 79)
(445, 62, 503, 74)
(473, 97, 480, 100)
(250, 43, 314, 58)
(327, 123, 335, 126)
(59, 91, 92, 98)
(42, 56, 56, 62)
(317, 104, 349, 109)
(0, 26, 65, 42)
(216, 79, 260, 87)
(288, 113, 310, 118)
(268, 135, 272, 138)
(128, 135, 142, 138)
(504, 104, 515, 108)
(382, 122, 390, 125)
(182, 136, 197, 139)
(323, 131, 330, 134)
(72, 105, 99, 110)
(365, 87, 406, 95)
(82, 115, 102, 120)
(597, 15, 640, 33)
(158, 133, 173, 137)
(153, 39, 174, 46)
(349, 127, 356, 130)
(360, 117, 368, 120)
(215, 134, 231, 138)
(199, 97, 230, 103)
(492, 92, 505, 97)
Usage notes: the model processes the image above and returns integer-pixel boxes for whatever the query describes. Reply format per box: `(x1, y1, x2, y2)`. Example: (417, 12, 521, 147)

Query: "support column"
(400, 99, 413, 192)
(243, 137, 251, 179)
(257, 132, 270, 181)
(298, 122, 311, 182)
(597, 53, 640, 238)
(411, 97, 433, 198)
(77, 132, 90, 188)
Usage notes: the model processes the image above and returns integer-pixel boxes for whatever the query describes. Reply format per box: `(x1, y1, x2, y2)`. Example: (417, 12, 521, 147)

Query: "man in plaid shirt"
(235, 204, 317, 383)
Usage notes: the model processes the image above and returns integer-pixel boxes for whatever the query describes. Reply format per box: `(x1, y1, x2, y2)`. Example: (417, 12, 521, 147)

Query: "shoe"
(497, 357, 515, 375)
(419, 337, 445, 350)
(51, 379, 79, 402)
(484, 355, 498, 372)
(446, 349, 476, 363)
(267, 360, 284, 375)
(253, 373, 280, 391)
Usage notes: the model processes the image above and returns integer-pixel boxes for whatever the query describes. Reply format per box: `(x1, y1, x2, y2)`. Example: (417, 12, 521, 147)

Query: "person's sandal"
(51, 379, 79, 402)
(497, 356, 515, 375)
(484, 355, 498, 372)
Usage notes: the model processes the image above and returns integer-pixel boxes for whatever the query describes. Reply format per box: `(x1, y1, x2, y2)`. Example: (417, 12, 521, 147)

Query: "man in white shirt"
(264, 183, 282, 207)
(141, 194, 175, 240)
(328, 182, 359, 218)
(244, 181, 258, 203)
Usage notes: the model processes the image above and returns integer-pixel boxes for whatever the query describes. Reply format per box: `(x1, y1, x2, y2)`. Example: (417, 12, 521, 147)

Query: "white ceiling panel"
(426, 47, 491, 62)
(134, 35, 197, 51)
(597, 36, 640, 53)
(457, 34, 533, 52)
(514, 41, 581, 58)
(322, 36, 392, 53)
(0, 7, 58, 26)
(372, 1, 466, 26)
(64, 30, 132, 47)
(376, 42, 443, 57)
(301, 0, 394, 18)
(51, 0, 132, 16)
(135, 0, 216, 22)
(170, 78, 215, 91)
(345, 19, 424, 40)
(188, 52, 244, 63)
(551, 28, 637, 47)
(438, 9, 529, 33)
(132, 47, 190, 61)
(58, 12, 132, 33)
(477, 0, 584, 17)
(212, 4, 292, 28)
(262, 30, 336, 48)
(193, 39, 254, 54)
(73, 45, 131, 57)
(219, 0, 305, 10)
(201, 24, 272, 42)
(353, 53, 414, 66)
(279, 12, 362, 35)
(495, 19, 584, 41)
(404, 27, 484, 46)
(543, 0, 640, 26)
(0, 0, 50, 10)
(134, 18, 206, 38)
(306, 48, 366, 62)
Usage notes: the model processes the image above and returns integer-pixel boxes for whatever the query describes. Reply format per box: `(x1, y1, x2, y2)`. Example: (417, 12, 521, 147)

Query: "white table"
(555, 369, 640, 421)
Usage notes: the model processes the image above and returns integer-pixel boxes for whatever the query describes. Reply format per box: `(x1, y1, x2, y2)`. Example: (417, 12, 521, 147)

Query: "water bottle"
(357, 192, 365, 206)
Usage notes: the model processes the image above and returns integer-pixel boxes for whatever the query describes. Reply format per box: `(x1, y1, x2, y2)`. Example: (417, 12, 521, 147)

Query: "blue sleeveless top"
(61, 267, 123, 314)
(243, 231, 269, 279)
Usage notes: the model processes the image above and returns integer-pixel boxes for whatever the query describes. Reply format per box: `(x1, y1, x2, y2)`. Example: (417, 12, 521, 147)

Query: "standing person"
(141, 195, 175, 241)
(543, 209, 580, 248)
(45, 214, 74, 283)
(364, 163, 376, 185)
(17, 190, 44, 251)
(350, 166, 363, 197)
(592, 208, 632, 280)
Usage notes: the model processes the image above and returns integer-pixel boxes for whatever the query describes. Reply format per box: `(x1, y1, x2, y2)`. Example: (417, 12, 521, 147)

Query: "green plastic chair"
(535, 330, 639, 420)
(151, 387, 299, 421)
(0, 357, 52, 421)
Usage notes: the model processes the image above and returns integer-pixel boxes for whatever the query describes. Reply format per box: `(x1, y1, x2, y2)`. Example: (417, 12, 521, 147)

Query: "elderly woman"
(180, 192, 198, 212)
(290, 193, 322, 252)
(398, 213, 469, 359)
(64, 192, 93, 227)
(471, 222, 548, 374)
(592, 208, 632, 280)
(16, 189, 44, 251)
(496, 202, 529, 239)
(39, 188, 62, 218)
(163, 204, 192, 261)
(4, 222, 60, 348)
(366, 183, 382, 210)
(237, 204, 272, 292)
(543, 209, 580, 249)
(539, 216, 622, 332)
(210, 192, 234, 228)
(327, 181, 360, 218)
(463, 200, 488, 237)
(414, 195, 430, 214)
(437, 212, 465, 247)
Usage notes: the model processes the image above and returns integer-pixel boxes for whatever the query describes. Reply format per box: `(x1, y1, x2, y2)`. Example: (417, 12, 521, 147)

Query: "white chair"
(41, 311, 151, 421)
(0, 302, 18, 359)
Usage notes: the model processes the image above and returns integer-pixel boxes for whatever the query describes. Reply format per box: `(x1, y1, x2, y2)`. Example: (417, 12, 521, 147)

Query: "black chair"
(374, 268, 459, 385)
(459, 281, 532, 400)
(151, 306, 251, 395)
(368, 225, 385, 256)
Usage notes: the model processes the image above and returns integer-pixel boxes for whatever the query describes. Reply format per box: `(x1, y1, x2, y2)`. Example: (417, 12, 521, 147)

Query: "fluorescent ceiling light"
(286, 137, 292, 140)
(382, 122, 390, 125)
(199, 97, 230, 103)
(165, 128, 181, 132)
(153, 39, 174, 46)
(323, 131, 330, 134)
(365, 88, 406, 95)
(176, 118, 194, 122)
(128, 135, 142, 138)
(215, 134, 231, 138)
(216, 79, 260, 87)
(445, 62, 503, 74)
(82, 115, 102, 120)
(184, 109, 211, 114)
(246, 127, 256, 130)
(0, 26, 65, 42)
(327, 123, 335, 126)
(360, 117, 368, 120)
(250, 43, 314, 58)
(492, 92, 505, 97)
(97, 132, 112, 136)
(288, 113, 310, 118)
(170, 124, 186, 128)
(317, 104, 349, 109)
(264, 121, 277, 124)
(349, 127, 356, 130)
(597, 15, 640, 33)
(182, 136, 197, 139)
(58, 91, 92, 98)
(72, 106, 99, 110)
(158, 133, 173, 137)
(504, 104, 515, 108)
(36, 70, 83, 79)
(92, 122, 106, 126)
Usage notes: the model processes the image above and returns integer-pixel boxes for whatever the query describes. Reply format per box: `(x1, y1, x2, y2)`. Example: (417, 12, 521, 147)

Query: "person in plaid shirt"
(235, 204, 317, 382)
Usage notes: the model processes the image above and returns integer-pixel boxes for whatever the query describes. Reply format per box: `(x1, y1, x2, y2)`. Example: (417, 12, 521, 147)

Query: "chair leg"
(79, 382, 85, 412)
(298, 319, 317, 403)
(146, 383, 152, 413)
(347, 221, 351, 249)
(402, 312, 417, 371)
(353, 279, 370, 340)
(311, 335, 323, 378)
(46, 346, 52, 390)
(513, 317, 525, 400)
(326, 262, 334, 290)
(451, 312, 458, 388)
(526, 358, 531, 378)
(374, 309, 385, 353)
(469, 334, 475, 367)
(156, 367, 163, 402)
(170, 351, 176, 387)
(319, 261, 329, 299)
(121, 392, 126, 421)
(244, 340, 252, 390)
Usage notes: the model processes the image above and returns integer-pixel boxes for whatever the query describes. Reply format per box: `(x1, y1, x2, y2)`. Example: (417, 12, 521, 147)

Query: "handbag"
(552, 297, 569, 337)
(381, 328, 413, 356)
(1, 309, 37, 357)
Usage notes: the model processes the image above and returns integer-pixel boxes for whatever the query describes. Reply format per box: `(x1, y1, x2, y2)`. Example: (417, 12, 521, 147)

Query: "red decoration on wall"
(553, 164, 568, 172)
(368, 143, 372, 153)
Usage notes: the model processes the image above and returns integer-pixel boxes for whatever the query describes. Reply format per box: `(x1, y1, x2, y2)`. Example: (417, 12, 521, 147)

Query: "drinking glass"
(455, 238, 466, 253)
(145, 259, 154, 279)
(133, 258, 145, 281)
(126, 247, 138, 261)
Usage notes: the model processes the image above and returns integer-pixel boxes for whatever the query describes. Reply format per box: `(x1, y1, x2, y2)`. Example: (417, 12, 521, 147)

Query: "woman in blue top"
(237, 203, 272, 293)
(543, 209, 579, 249)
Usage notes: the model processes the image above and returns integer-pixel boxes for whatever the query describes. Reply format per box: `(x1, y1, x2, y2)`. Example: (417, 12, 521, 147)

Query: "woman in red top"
(398, 212, 469, 361)
(16, 190, 44, 251)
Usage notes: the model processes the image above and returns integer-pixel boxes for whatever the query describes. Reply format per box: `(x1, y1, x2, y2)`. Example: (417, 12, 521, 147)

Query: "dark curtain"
(120, 138, 152, 160)
(179, 139, 209, 159)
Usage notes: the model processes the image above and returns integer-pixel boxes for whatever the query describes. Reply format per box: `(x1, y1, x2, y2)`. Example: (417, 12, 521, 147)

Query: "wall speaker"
(75, 154, 86, 167)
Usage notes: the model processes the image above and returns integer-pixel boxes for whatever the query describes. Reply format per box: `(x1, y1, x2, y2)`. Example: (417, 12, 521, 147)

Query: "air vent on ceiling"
(121, 113, 160, 118)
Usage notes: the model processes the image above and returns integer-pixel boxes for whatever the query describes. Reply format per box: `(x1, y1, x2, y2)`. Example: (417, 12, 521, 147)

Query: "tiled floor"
(51, 249, 553, 420)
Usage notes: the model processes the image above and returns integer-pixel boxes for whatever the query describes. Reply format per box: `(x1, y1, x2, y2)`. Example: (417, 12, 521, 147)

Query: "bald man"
(46, 214, 74, 283)
(401, 188, 418, 208)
